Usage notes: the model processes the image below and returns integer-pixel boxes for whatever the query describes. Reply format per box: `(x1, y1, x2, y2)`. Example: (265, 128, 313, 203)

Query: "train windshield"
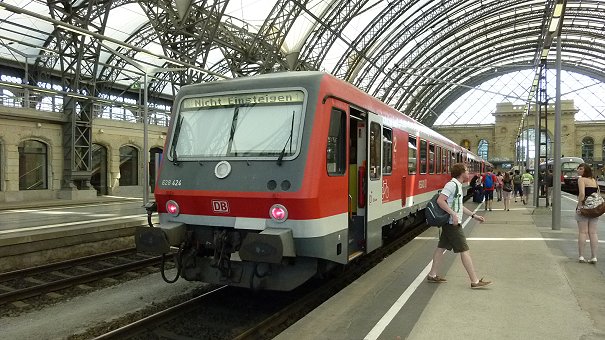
(562, 161, 581, 176)
(172, 90, 305, 159)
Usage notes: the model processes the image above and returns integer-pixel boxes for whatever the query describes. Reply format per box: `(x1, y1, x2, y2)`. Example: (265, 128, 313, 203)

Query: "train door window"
(382, 127, 392, 175)
(408, 135, 417, 174)
(429, 143, 435, 174)
(326, 108, 346, 175)
(442, 148, 448, 174)
(369, 122, 381, 180)
(419, 140, 427, 174)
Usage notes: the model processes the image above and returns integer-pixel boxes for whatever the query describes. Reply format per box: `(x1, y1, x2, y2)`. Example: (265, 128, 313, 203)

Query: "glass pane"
(382, 127, 392, 175)
(119, 146, 138, 186)
(408, 135, 417, 175)
(174, 91, 304, 159)
(369, 122, 381, 180)
(326, 109, 346, 175)
(18, 140, 47, 190)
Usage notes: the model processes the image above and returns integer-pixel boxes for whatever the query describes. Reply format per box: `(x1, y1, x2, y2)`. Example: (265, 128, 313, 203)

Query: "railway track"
(89, 222, 429, 340)
(0, 248, 163, 305)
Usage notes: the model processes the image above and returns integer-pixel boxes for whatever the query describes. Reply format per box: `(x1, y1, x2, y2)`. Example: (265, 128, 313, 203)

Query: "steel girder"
(293, 0, 368, 71)
(40, 0, 114, 189)
(407, 25, 605, 125)
(377, 0, 533, 105)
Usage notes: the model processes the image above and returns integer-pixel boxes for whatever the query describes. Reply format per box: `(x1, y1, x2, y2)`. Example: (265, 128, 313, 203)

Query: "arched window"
(91, 144, 108, 195)
(461, 139, 471, 151)
(478, 139, 489, 161)
(119, 145, 139, 186)
(18, 140, 48, 190)
(581, 137, 594, 161)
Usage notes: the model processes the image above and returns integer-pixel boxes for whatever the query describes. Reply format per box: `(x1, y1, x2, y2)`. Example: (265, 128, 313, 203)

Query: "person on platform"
(545, 169, 554, 207)
(482, 168, 497, 211)
(502, 172, 513, 211)
(495, 171, 504, 202)
(427, 163, 493, 289)
(575, 163, 599, 264)
(513, 170, 523, 202)
(521, 169, 534, 205)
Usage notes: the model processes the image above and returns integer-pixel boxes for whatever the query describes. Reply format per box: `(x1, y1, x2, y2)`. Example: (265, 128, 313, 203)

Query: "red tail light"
(166, 200, 180, 216)
(270, 204, 288, 222)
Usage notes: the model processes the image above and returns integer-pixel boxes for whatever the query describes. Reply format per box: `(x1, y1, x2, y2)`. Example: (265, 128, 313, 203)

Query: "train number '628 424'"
(161, 179, 182, 186)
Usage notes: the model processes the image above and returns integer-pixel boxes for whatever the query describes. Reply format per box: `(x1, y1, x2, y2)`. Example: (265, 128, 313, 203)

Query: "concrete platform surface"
(275, 195, 605, 340)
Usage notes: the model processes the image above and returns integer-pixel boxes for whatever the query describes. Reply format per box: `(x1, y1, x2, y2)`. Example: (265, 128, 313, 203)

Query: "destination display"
(182, 90, 304, 109)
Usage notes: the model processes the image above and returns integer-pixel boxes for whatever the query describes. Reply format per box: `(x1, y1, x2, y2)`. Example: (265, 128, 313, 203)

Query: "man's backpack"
(425, 181, 459, 227)
(484, 174, 494, 189)
(513, 174, 522, 184)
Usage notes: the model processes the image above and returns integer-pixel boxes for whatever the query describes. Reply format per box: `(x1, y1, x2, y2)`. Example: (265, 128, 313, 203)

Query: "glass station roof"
(1, 0, 604, 126)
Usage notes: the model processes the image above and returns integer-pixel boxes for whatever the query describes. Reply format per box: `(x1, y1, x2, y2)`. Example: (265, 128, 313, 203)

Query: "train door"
(348, 108, 366, 260)
(366, 112, 383, 253)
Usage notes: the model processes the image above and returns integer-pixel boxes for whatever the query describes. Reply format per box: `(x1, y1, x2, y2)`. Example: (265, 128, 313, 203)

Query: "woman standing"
(495, 171, 504, 202)
(575, 163, 599, 264)
(502, 172, 513, 211)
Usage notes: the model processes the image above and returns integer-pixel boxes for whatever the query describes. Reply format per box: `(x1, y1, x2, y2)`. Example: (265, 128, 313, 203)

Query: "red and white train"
(136, 71, 490, 290)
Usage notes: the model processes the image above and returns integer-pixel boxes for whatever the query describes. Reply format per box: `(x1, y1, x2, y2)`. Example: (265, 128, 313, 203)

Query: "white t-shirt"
(442, 178, 463, 224)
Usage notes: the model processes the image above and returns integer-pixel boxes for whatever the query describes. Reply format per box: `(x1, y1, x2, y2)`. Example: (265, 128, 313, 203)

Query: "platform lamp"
(142, 67, 186, 205)
(98, 42, 188, 205)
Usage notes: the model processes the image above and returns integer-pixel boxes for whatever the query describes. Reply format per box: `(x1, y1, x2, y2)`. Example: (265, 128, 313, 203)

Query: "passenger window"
(383, 127, 393, 175)
(326, 109, 346, 175)
(429, 143, 435, 174)
(369, 122, 381, 180)
(436, 146, 441, 174)
(408, 135, 417, 175)
(420, 140, 427, 174)
(442, 148, 447, 174)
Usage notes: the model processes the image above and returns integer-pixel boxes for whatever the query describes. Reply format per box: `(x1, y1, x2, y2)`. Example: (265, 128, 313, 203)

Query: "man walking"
(427, 163, 493, 289)
(482, 168, 497, 211)
(521, 169, 534, 205)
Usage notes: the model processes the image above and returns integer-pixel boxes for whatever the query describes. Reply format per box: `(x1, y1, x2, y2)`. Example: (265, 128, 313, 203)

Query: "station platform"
(275, 193, 605, 340)
(0, 196, 148, 271)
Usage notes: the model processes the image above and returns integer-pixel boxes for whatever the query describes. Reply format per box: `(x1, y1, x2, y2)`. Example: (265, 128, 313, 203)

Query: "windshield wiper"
(226, 107, 240, 155)
(277, 111, 295, 166)
(170, 115, 183, 165)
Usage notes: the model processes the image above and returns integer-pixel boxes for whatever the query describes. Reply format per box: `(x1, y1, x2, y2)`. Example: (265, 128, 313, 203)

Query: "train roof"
(177, 71, 480, 159)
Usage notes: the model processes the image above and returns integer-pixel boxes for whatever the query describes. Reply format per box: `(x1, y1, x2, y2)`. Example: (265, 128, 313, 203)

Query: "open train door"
(366, 112, 383, 253)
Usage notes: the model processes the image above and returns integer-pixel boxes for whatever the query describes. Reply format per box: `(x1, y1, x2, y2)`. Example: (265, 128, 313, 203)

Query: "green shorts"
(438, 223, 470, 253)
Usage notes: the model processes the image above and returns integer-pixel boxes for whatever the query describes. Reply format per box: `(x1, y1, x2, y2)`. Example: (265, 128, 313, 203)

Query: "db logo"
(212, 200, 229, 213)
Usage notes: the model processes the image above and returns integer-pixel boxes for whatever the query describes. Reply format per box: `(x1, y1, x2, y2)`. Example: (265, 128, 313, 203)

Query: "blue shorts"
(484, 190, 494, 201)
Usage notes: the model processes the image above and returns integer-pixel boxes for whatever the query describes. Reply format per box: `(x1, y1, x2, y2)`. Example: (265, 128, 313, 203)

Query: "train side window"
(326, 108, 346, 175)
(369, 122, 381, 180)
(420, 140, 427, 174)
(408, 135, 417, 174)
(436, 146, 441, 174)
(429, 143, 435, 174)
(383, 127, 393, 175)
(442, 148, 448, 174)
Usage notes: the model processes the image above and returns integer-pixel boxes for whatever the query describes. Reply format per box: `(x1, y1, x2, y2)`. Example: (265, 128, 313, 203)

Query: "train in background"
(539, 157, 584, 194)
(135, 71, 491, 291)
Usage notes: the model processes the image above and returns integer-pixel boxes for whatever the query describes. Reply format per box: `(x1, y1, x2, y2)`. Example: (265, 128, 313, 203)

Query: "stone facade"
(0, 105, 167, 203)
(2, 99, 605, 203)
(433, 100, 605, 169)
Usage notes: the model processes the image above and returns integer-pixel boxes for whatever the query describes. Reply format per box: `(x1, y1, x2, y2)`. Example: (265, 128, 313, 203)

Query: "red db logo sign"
(212, 200, 229, 213)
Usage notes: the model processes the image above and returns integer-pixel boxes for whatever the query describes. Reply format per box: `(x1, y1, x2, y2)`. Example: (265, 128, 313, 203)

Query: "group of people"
(427, 162, 599, 290)
(470, 168, 553, 211)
